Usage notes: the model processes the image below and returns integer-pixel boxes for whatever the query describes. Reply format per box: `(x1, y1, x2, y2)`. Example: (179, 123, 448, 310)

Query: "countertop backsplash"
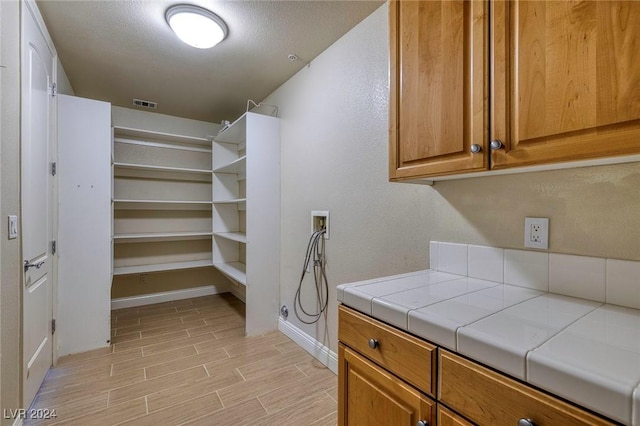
(430, 241, 640, 310)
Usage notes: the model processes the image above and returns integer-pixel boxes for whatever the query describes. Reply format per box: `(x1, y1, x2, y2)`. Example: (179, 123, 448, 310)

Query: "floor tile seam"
(140, 322, 210, 340)
(144, 335, 216, 357)
(218, 368, 306, 407)
(49, 395, 142, 425)
(117, 333, 191, 354)
(235, 367, 247, 382)
(145, 386, 223, 416)
(137, 334, 212, 356)
(258, 388, 335, 418)
(106, 365, 207, 403)
(325, 389, 338, 403)
(111, 331, 143, 344)
(112, 319, 191, 337)
(256, 395, 270, 415)
(173, 399, 237, 426)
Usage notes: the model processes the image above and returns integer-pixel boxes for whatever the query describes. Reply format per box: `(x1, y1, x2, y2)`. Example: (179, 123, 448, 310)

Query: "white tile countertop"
(337, 242, 640, 425)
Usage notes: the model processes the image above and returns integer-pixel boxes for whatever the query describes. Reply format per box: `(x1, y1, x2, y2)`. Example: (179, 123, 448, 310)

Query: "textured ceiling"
(36, 0, 384, 123)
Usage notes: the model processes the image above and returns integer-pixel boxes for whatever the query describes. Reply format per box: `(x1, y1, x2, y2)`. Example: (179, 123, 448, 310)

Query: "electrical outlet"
(524, 217, 549, 249)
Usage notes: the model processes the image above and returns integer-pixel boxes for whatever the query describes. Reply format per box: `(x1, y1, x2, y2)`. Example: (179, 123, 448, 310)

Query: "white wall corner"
(278, 318, 338, 375)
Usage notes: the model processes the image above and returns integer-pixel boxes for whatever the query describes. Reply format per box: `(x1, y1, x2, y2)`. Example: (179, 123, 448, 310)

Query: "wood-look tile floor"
(26, 293, 337, 426)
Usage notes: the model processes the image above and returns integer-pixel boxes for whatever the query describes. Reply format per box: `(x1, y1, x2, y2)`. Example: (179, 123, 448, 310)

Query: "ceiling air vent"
(133, 98, 158, 109)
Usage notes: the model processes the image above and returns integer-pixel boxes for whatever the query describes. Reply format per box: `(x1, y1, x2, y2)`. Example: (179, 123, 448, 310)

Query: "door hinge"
(49, 82, 57, 97)
(51, 319, 56, 334)
(51, 240, 57, 255)
(51, 162, 57, 176)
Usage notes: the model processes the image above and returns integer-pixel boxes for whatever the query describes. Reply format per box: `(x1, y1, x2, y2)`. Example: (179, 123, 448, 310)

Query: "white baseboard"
(111, 284, 228, 310)
(278, 318, 338, 374)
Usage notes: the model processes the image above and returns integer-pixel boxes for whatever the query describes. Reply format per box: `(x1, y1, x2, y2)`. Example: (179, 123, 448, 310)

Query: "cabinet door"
(491, 0, 640, 169)
(389, 0, 488, 180)
(338, 344, 435, 426)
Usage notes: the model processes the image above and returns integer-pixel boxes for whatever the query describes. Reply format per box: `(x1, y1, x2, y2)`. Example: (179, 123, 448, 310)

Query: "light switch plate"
(524, 217, 549, 249)
(8, 215, 18, 240)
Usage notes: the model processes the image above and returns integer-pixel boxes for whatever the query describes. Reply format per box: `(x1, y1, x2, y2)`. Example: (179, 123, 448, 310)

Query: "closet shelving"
(211, 111, 280, 335)
(212, 114, 249, 285)
(112, 126, 214, 276)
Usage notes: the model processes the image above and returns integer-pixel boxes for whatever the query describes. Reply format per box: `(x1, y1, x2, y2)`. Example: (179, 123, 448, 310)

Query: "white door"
(21, 2, 56, 406)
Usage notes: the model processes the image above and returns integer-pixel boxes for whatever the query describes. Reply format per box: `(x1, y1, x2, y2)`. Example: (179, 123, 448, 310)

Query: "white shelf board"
(113, 126, 211, 146)
(114, 162, 211, 175)
(113, 199, 212, 210)
(114, 232, 213, 243)
(213, 156, 246, 174)
(113, 260, 213, 276)
(213, 261, 247, 286)
(212, 198, 246, 204)
(214, 114, 247, 144)
(213, 232, 247, 244)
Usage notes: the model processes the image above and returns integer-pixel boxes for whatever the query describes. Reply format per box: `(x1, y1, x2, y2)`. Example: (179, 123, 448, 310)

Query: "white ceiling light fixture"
(165, 4, 228, 49)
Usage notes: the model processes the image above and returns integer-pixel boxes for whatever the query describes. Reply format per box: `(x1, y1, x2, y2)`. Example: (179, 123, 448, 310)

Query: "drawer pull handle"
(417, 421, 429, 426)
(518, 419, 535, 426)
(368, 339, 379, 349)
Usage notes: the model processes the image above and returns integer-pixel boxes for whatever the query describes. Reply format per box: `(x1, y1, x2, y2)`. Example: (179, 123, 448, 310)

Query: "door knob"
(517, 419, 535, 426)
(470, 144, 482, 153)
(417, 420, 429, 426)
(368, 339, 379, 349)
(24, 260, 45, 272)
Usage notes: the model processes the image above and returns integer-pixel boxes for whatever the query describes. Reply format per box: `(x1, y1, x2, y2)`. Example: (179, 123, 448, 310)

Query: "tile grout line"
(235, 367, 247, 382)
(256, 395, 270, 416)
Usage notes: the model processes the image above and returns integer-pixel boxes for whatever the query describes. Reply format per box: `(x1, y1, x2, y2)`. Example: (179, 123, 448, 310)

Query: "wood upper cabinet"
(390, 0, 640, 180)
(389, 0, 488, 180)
(491, 0, 640, 169)
(338, 344, 435, 426)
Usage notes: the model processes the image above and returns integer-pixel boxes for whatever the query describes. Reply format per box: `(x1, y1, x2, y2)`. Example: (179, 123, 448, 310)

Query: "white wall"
(1, 0, 23, 419)
(264, 1, 640, 357)
(263, 3, 431, 353)
(56, 58, 74, 95)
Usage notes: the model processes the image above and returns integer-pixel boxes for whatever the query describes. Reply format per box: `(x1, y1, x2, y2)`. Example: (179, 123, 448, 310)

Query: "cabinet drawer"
(339, 344, 435, 426)
(439, 350, 615, 425)
(338, 305, 436, 396)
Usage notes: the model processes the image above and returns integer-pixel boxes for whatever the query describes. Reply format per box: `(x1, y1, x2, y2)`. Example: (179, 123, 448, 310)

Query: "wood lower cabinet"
(390, 0, 640, 180)
(438, 350, 615, 426)
(338, 344, 435, 426)
(338, 305, 617, 426)
(338, 305, 436, 396)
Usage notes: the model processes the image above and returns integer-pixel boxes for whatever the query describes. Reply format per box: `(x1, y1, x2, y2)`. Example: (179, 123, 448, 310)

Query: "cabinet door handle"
(470, 144, 482, 153)
(517, 419, 535, 426)
(416, 420, 429, 426)
(490, 140, 504, 150)
(368, 339, 379, 349)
